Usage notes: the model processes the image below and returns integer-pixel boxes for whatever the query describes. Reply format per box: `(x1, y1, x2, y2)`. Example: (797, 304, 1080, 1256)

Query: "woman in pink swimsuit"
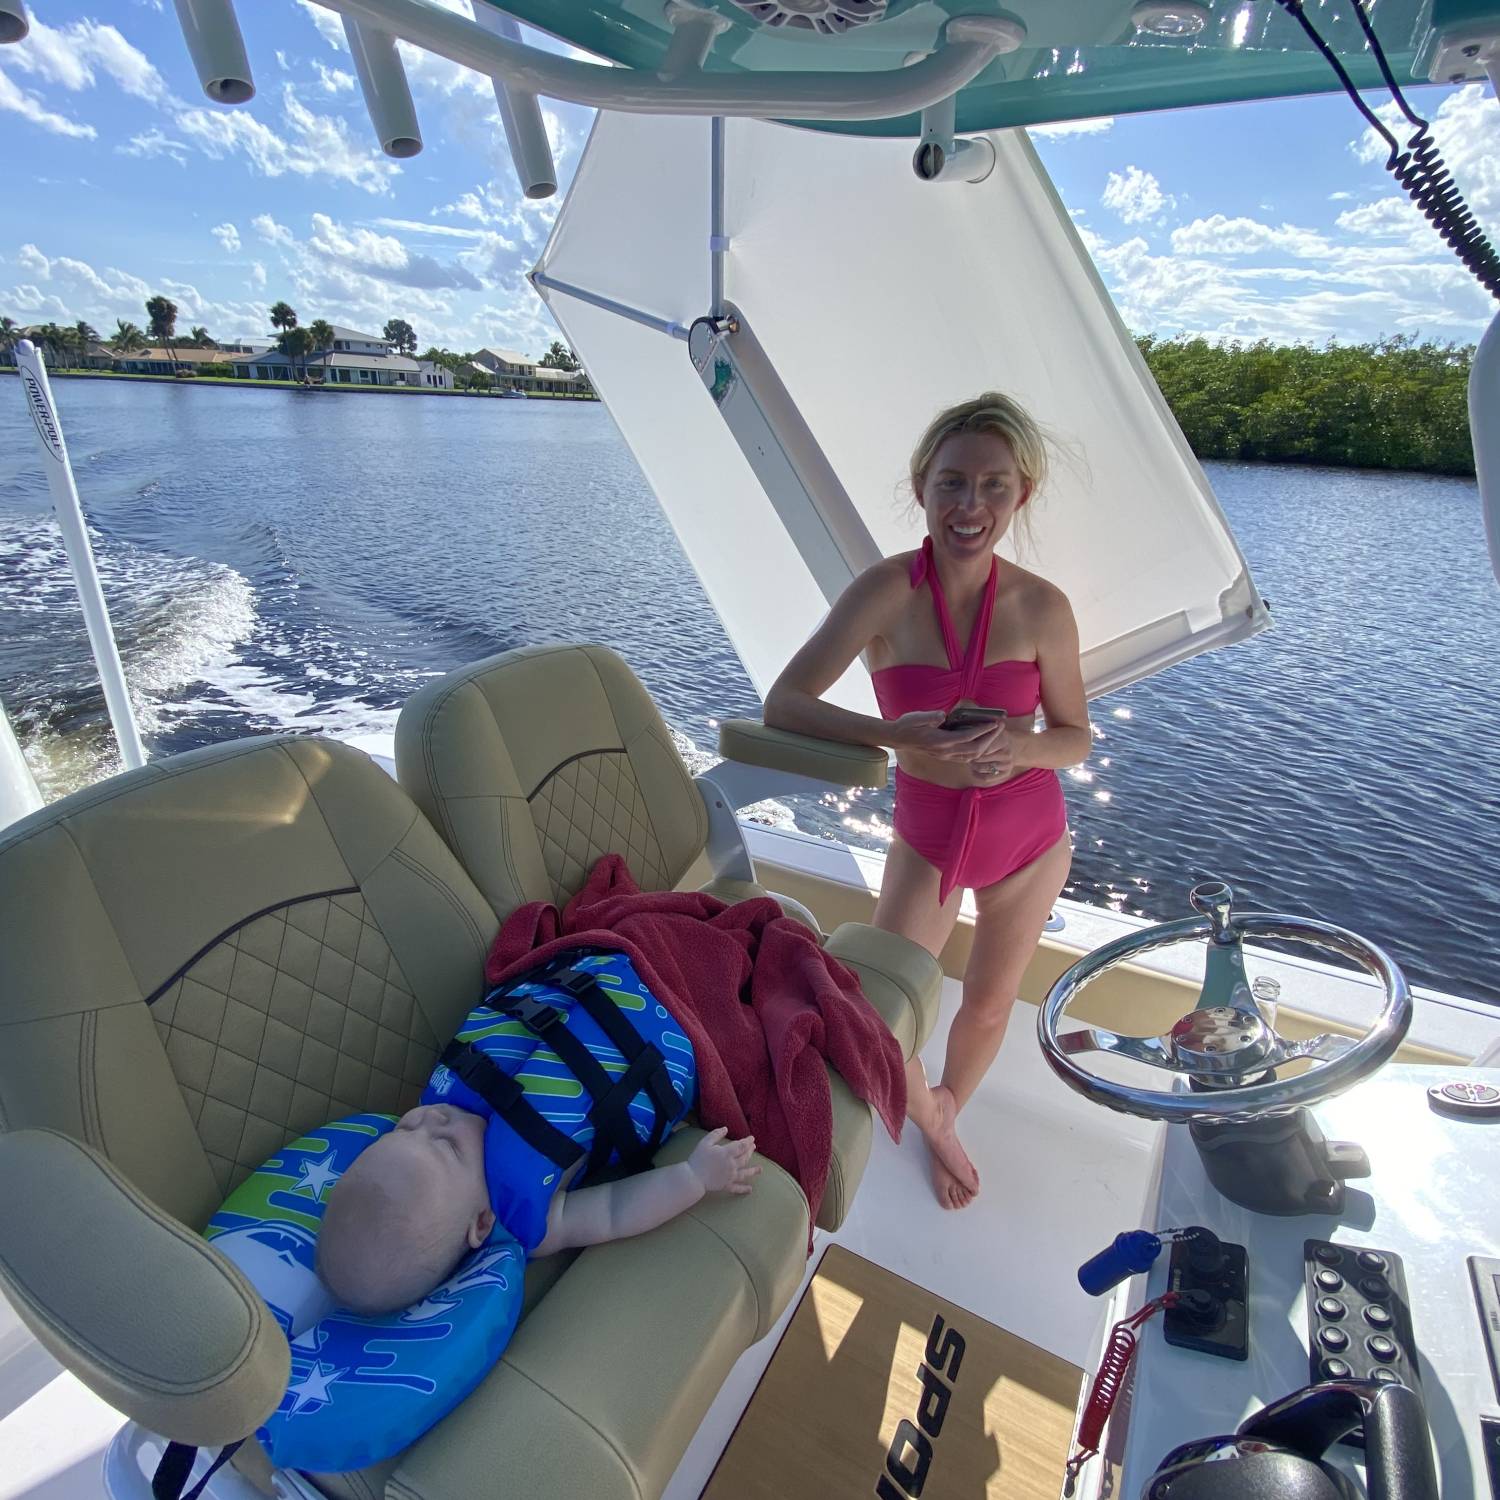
(765, 393, 1091, 1210)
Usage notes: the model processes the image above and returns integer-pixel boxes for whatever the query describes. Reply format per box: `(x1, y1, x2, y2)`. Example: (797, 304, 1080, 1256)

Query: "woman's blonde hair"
(908, 391, 1050, 501)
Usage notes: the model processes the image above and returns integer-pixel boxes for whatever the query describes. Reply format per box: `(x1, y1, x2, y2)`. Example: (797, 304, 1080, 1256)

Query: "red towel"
(485, 855, 906, 1232)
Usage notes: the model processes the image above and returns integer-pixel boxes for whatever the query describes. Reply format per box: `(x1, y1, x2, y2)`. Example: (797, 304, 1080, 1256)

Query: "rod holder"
(344, 16, 422, 157)
(0, 0, 29, 45)
(172, 0, 255, 104)
(470, 4, 555, 197)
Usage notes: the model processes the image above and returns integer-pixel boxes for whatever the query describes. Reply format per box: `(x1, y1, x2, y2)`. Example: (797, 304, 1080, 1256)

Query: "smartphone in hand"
(940, 708, 1005, 732)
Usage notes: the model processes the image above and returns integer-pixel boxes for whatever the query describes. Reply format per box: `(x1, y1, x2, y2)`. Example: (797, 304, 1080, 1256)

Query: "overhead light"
(1131, 0, 1211, 37)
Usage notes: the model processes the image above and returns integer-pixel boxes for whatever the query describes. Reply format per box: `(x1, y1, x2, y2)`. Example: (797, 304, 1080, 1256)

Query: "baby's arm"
(532, 1128, 758, 1257)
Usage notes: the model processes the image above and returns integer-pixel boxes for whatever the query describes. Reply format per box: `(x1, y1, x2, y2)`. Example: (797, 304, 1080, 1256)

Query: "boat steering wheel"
(1038, 882, 1413, 1124)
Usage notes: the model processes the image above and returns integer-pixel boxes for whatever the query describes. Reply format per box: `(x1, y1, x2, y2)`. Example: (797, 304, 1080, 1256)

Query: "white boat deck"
(0, 975, 1162, 1500)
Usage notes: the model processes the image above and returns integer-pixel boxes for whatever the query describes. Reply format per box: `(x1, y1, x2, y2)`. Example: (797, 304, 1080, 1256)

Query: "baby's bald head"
(317, 1105, 493, 1316)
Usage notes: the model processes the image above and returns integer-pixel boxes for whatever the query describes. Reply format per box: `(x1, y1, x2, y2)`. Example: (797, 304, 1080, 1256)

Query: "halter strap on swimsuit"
(909, 536, 997, 707)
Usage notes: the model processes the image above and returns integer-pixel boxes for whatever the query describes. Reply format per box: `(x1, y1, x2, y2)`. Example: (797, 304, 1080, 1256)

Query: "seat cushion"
(823, 922, 943, 1060)
(0, 736, 498, 1227)
(385, 1127, 808, 1500)
(394, 644, 709, 918)
(696, 874, 821, 935)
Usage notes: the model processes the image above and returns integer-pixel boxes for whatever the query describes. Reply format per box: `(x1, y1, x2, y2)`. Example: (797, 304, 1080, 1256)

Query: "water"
(2, 379, 1496, 1005)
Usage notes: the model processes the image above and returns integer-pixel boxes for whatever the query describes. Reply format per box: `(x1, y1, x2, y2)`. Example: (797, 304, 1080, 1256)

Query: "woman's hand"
(688, 1127, 760, 1195)
(968, 730, 1015, 785)
(891, 710, 995, 760)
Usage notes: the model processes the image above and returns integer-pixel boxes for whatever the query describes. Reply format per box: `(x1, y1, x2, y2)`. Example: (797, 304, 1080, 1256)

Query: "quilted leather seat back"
(0, 737, 498, 1228)
(394, 644, 709, 917)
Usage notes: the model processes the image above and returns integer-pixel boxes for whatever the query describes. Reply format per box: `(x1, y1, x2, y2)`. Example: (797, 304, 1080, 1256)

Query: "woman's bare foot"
(932, 1156, 979, 1211)
(911, 1082, 979, 1209)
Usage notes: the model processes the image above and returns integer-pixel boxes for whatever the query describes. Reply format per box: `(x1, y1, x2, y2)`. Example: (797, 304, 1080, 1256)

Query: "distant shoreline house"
(235, 325, 454, 389)
(470, 346, 589, 395)
(116, 347, 230, 375)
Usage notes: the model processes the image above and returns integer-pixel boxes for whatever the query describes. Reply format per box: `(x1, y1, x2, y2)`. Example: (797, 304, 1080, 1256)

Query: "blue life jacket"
(422, 948, 696, 1252)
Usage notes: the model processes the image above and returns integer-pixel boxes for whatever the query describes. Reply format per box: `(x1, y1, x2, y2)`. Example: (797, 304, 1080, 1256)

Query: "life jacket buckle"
(499, 991, 566, 1035)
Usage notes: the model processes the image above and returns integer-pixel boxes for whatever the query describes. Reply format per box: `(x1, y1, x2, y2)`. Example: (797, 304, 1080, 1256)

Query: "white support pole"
(13, 342, 147, 771)
(710, 116, 727, 317)
(469, 4, 555, 198)
(0, 690, 43, 829)
(1473, 309, 1500, 586)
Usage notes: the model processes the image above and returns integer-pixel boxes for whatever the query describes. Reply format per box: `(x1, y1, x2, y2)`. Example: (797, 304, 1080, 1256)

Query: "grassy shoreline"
(0, 367, 597, 399)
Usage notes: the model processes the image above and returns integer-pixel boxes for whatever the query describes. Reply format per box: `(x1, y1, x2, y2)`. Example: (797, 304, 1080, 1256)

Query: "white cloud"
(1334, 197, 1426, 241)
(120, 127, 189, 164)
(249, 261, 268, 290)
(6, 17, 171, 106)
(308, 213, 485, 290)
(374, 217, 488, 241)
(313, 61, 355, 94)
(252, 215, 295, 247)
(1029, 116, 1115, 139)
(1102, 165, 1175, 225)
(174, 87, 399, 194)
(6, 284, 71, 320)
(18, 244, 52, 279)
(1170, 214, 1330, 258)
(1080, 216, 1489, 343)
(1358, 86, 1500, 232)
(0, 68, 96, 139)
(8, 242, 275, 342)
(212, 223, 242, 254)
(10, 244, 151, 308)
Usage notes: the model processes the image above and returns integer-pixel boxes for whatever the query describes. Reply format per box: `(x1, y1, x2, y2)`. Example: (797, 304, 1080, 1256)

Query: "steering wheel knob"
(1189, 879, 1235, 943)
(1168, 1006, 1274, 1076)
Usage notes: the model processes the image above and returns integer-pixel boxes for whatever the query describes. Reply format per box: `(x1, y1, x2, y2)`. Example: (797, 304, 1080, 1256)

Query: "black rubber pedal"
(1163, 1234, 1249, 1361)
(1304, 1239, 1421, 1443)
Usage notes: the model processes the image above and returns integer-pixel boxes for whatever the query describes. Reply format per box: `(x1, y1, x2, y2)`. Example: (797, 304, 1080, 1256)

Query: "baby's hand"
(687, 1126, 760, 1196)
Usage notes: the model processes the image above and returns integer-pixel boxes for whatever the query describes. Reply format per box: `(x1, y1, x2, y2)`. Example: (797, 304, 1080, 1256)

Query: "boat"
(0, 2, 1498, 1499)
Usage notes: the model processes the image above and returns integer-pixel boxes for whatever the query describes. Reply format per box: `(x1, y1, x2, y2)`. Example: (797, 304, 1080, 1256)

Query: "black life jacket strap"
(439, 1040, 584, 1174)
(484, 954, 683, 1177)
(553, 969, 681, 1172)
(152, 1440, 244, 1500)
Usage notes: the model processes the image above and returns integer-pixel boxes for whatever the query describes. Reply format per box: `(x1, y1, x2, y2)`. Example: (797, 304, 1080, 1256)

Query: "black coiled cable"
(1275, 0, 1500, 302)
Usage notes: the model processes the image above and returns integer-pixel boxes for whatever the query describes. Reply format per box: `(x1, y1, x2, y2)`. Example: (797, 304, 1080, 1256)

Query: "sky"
(0, 0, 1496, 355)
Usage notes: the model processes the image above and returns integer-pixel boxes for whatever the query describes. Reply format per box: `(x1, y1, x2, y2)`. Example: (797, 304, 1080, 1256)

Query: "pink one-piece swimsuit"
(871, 538, 1068, 904)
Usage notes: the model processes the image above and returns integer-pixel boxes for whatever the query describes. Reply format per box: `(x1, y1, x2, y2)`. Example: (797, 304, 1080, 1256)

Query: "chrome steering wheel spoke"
(1268, 1032, 1357, 1065)
(1058, 1027, 1175, 1069)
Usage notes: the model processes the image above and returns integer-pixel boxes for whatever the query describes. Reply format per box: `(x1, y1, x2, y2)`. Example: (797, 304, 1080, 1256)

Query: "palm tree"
(189, 325, 214, 349)
(307, 318, 335, 381)
(35, 322, 66, 365)
(269, 301, 297, 336)
(1, 316, 21, 363)
(145, 295, 180, 373)
(111, 320, 147, 355)
(279, 325, 314, 383)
